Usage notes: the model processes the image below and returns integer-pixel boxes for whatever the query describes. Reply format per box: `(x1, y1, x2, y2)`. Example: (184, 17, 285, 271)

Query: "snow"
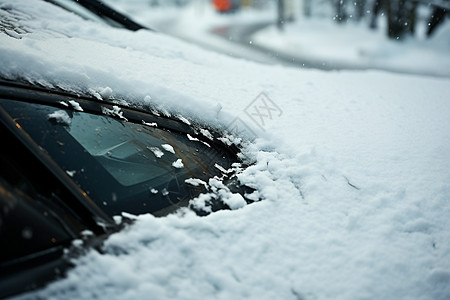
(101, 105, 127, 121)
(214, 163, 230, 174)
(208, 178, 246, 210)
(68, 100, 83, 111)
(147, 146, 164, 158)
(161, 144, 175, 154)
(47, 110, 71, 125)
(187, 133, 199, 141)
(65, 170, 76, 177)
(185, 178, 207, 187)
(2, 1, 450, 300)
(200, 128, 214, 140)
(105, 0, 450, 77)
(142, 120, 157, 127)
(176, 114, 192, 125)
(99, 86, 113, 99)
(252, 18, 450, 77)
(171, 158, 184, 169)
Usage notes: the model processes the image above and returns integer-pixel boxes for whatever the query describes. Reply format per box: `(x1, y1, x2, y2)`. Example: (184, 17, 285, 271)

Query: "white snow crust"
(2, 1, 450, 300)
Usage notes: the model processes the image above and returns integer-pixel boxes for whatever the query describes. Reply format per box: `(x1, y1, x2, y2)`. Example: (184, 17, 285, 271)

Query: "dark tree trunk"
(387, 0, 416, 39)
(335, 0, 347, 23)
(427, 7, 448, 36)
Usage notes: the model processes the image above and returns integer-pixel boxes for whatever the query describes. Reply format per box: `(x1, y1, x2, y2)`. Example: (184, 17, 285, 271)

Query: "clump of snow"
(189, 177, 247, 213)
(218, 134, 243, 147)
(147, 146, 164, 158)
(171, 158, 184, 168)
(208, 178, 246, 209)
(101, 106, 127, 121)
(161, 144, 175, 154)
(88, 88, 103, 101)
(161, 188, 169, 196)
(186, 134, 199, 141)
(68, 100, 83, 111)
(142, 120, 157, 127)
(99, 86, 113, 99)
(65, 170, 76, 177)
(47, 110, 71, 125)
(176, 114, 191, 125)
(112, 215, 122, 225)
(189, 193, 213, 213)
(199, 128, 214, 140)
(80, 230, 94, 237)
(121, 212, 138, 220)
(214, 163, 230, 174)
(185, 178, 207, 188)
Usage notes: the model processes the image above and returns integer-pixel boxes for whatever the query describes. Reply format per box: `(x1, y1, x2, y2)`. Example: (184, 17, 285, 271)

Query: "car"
(0, 78, 253, 298)
(0, 1, 253, 298)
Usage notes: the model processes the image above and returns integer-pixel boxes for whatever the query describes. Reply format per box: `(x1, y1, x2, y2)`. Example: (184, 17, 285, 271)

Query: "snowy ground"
(252, 16, 450, 77)
(106, 0, 450, 77)
(1, 0, 450, 299)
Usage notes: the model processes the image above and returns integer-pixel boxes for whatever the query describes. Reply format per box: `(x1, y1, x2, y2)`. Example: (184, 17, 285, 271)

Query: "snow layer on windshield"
(2, 1, 450, 300)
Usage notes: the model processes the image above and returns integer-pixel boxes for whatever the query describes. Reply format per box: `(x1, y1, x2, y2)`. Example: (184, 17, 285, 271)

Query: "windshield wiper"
(46, 0, 152, 31)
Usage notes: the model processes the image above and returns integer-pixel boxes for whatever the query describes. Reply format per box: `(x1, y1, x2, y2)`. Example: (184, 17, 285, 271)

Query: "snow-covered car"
(0, 79, 252, 297)
(0, 77, 252, 296)
(0, 1, 252, 297)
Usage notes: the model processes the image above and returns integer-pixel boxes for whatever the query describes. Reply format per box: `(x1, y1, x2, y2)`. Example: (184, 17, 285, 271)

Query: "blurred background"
(103, 0, 450, 76)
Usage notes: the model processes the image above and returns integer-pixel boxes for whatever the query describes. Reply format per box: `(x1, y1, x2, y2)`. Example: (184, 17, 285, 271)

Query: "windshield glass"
(0, 99, 236, 217)
(67, 113, 206, 187)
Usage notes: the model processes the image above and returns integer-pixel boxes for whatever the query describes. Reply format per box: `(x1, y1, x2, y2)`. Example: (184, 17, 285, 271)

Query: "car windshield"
(67, 112, 207, 187)
(0, 99, 235, 217)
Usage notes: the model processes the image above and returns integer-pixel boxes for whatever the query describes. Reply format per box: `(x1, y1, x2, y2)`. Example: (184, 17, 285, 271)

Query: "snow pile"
(1, 1, 450, 300)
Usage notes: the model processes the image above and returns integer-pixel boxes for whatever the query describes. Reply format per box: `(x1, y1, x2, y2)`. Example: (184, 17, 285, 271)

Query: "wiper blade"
(46, 0, 152, 31)
(74, 0, 149, 31)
